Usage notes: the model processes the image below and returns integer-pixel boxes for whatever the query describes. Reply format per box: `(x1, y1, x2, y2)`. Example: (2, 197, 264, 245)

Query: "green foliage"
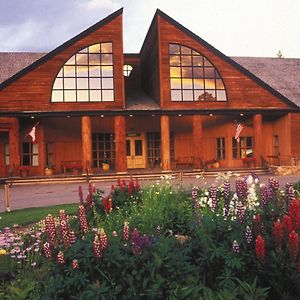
(0, 203, 78, 229)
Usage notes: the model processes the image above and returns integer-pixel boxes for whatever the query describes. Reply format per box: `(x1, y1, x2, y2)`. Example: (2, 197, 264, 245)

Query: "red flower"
(273, 220, 283, 250)
(255, 235, 265, 260)
(103, 196, 112, 213)
(128, 178, 134, 195)
(283, 215, 292, 236)
(98, 228, 108, 251)
(289, 199, 300, 231)
(288, 230, 299, 260)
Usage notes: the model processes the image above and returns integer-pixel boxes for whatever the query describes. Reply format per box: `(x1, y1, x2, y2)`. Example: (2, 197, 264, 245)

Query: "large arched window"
(169, 44, 227, 102)
(51, 42, 114, 102)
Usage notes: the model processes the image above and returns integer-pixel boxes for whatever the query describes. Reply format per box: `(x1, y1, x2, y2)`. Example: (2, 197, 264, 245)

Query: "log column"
(193, 115, 203, 169)
(81, 116, 92, 174)
(160, 115, 171, 171)
(114, 115, 127, 173)
(253, 114, 263, 167)
(9, 118, 20, 174)
(38, 124, 46, 175)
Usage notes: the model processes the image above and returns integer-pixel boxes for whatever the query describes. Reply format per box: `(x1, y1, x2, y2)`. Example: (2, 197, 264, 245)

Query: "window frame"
(216, 137, 226, 160)
(51, 42, 114, 103)
(21, 142, 39, 166)
(169, 43, 227, 102)
(232, 136, 253, 159)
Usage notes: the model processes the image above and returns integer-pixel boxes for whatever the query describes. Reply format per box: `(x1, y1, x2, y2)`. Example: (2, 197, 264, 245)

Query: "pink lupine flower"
(123, 221, 130, 241)
(93, 235, 102, 258)
(45, 214, 56, 244)
(57, 251, 65, 264)
(78, 205, 89, 233)
(72, 259, 79, 269)
(43, 242, 52, 260)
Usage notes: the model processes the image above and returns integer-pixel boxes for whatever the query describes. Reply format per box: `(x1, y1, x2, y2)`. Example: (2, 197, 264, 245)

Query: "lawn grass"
(0, 203, 79, 229)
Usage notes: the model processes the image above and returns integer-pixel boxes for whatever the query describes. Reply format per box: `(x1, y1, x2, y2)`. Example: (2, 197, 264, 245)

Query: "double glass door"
(126, 134, 146, 169)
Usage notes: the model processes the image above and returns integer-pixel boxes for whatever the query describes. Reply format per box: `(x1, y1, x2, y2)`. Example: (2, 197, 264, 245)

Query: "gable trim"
(155, 9, 299, 110)
(0, 8, 123, 91)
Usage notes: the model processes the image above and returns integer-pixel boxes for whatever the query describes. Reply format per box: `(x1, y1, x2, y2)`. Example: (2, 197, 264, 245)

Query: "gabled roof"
(146, 9, 299, 110)
(0, 8, 123, 90)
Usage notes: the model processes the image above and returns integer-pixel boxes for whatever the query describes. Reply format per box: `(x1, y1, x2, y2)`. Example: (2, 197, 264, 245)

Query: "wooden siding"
(0, 14, 125, 112)
(140, 18, 160, 105)
(291, 113, 300, 157)
(157, 15, 291, 111)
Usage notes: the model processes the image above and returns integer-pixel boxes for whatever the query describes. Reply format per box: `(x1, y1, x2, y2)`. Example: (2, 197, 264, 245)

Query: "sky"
(0, 0, 299, 58)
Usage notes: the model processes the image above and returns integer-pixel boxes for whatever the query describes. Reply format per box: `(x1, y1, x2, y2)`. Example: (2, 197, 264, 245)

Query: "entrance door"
(126, 134, 146, 169)
(0, 132, 9, 177)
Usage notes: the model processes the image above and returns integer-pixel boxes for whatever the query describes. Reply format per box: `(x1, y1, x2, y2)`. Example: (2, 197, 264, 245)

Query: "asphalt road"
(0, 174, 299, 213)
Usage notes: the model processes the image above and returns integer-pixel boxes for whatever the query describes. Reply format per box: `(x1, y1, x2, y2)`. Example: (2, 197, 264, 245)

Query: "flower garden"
(0, 175, 300, 299)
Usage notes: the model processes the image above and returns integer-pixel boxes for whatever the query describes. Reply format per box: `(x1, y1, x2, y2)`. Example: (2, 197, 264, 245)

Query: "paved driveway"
(0, 174, 299, 212)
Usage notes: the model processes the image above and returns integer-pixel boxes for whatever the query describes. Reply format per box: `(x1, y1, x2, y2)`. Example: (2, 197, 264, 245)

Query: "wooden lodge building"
(0, 8, 299, 177)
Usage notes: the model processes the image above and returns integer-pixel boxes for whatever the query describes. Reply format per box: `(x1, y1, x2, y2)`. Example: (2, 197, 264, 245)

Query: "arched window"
(169, 44, 227, 102)
(123, 64, 133, 77)
(51, 42, 114, 102)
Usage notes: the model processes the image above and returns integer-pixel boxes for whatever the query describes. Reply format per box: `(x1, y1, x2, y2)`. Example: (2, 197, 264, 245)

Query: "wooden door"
(126, 134, 146, 169)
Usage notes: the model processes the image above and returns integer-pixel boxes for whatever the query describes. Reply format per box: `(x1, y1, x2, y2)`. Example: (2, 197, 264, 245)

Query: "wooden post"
(38, 124, 46, 175)
(9, 118, 20, 175)
(81, 116, 93, 174)
(193, 115, 203, 169)
(114, 116, 127, 173)
(4, 183, 10, 212)
(253, 114, 263, 167)
(160, 115, 171, 171)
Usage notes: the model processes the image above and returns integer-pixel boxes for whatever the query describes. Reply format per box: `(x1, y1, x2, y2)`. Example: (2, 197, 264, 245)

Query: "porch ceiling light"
(30, 116, 35, 119)
(209, 113, 213, 117)
(240, 113, 244, 116)
(178, 114, 182, 117)
(129, 114, 133, 117)
(100, 115, 104, 118)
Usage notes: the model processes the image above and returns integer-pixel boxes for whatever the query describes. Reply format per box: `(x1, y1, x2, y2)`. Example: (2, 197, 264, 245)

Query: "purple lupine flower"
(269, 178, 279, 194)
(232, 240, 240, 253)
(259, 185, 268, 207)
(209, 185, 218, 212)
(236, 201, 245, 223)
(245, 225, 253, 244)
(132, 228, 142, 254)
(236, 178, 247, 204)
(194, 199, 201, 226)
(223, 180, 231, 217)
(285, 183, 295, 210)
(191, 186, 198, 200)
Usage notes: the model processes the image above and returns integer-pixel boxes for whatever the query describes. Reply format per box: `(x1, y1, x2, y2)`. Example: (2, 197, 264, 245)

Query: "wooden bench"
(174, 156, 194, 168)
(242, 157, 256, 168)
(61, 160, 82, 174)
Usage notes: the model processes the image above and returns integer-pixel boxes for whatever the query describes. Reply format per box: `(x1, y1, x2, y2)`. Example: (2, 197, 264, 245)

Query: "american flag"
(235, 123, 243, 142)
(29, 126, 36, 142)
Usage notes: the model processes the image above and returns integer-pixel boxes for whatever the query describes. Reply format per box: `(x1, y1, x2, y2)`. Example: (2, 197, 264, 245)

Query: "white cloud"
(81, 0, 120, 11)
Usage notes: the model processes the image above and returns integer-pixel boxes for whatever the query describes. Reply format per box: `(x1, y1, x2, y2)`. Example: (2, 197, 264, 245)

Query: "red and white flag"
(29, 126, 36, 142)
(235, 123, 243, 142)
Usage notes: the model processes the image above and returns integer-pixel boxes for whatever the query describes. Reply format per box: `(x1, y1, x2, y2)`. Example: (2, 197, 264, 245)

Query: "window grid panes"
(232, 137, 253, 159)
(216, 137, 226, 160)
(4, 143, 9, 166)
(51, 42, 114, 102)
(169, 43, 227, 102)
(21, 142, 39, 166)
(46, 142, 54, 167)
(92, 133, 115, 168)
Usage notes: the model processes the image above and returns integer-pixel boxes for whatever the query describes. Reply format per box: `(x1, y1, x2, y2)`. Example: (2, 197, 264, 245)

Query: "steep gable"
(0, 8, 125, 112)
(156, 9, 298, 111)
